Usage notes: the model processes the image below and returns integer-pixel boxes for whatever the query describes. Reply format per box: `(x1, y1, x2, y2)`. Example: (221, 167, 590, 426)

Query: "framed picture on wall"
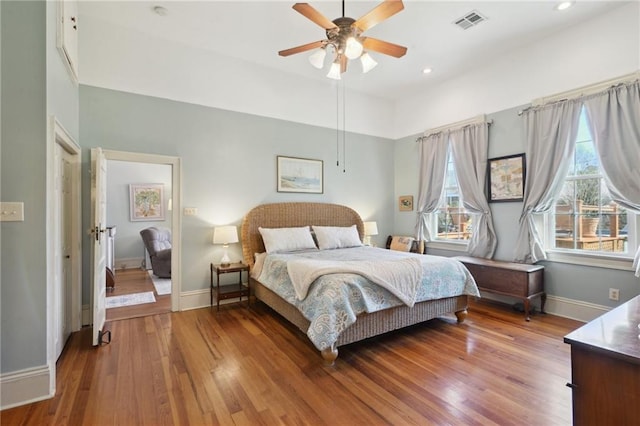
(130, 183, 165, 221)
(399, 195, 413, 211)
(488, 154, 526, 202)
(277, 156, 324, 193)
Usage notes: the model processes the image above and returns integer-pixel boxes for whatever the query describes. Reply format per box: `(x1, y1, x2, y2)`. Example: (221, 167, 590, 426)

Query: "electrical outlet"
(184, 207, 198, 216)
(609, 288, 620, 301)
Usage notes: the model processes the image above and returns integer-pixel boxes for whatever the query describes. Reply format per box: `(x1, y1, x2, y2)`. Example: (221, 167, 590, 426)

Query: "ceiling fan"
(278, 0, 407, 79)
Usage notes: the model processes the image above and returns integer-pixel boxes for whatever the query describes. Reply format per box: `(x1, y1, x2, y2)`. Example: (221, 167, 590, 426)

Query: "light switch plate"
(184, 207, 197, 216)
(0, 202, 25, 222)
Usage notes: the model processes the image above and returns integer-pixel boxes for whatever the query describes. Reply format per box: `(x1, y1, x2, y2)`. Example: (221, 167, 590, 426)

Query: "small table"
(210, 262, 250, 311)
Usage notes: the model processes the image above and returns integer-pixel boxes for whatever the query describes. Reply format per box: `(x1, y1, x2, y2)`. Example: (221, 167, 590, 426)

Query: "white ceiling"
(79, 1, 631, 101)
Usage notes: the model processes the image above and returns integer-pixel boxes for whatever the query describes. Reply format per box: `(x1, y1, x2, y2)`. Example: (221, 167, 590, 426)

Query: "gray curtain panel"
(583, 80, 640, 275)
(450, 122, 497, 258)
(415, 132, 448, 242)
(513, 100, 582, 263)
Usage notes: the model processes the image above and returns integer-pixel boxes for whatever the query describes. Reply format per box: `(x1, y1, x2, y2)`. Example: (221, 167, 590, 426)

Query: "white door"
(91, 148, 108, 346)
(54, 145, 74, 358)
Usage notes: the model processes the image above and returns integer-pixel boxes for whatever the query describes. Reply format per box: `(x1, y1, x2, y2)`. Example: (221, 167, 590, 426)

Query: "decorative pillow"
(252, 252, 267, 279)
(390, 236, 415, 252)
(312, 225, 363, 250)
(258, 226, 317, 253)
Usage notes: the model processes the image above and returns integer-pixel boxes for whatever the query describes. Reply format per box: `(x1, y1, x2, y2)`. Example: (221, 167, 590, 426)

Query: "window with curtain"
(434, 146, 473, 242)
(550, 106, 636, 256)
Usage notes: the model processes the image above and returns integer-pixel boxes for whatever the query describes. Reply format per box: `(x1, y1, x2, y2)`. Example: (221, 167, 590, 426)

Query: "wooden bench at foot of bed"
(253, 279, 469, 365)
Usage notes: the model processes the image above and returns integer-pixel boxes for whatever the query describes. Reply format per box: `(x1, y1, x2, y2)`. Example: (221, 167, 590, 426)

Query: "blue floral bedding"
(256, 246, 480, 351)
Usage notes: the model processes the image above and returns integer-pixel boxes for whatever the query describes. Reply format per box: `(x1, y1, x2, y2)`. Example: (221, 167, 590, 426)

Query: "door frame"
(46, 117, 82, 396)
(101, 149, 182, 312)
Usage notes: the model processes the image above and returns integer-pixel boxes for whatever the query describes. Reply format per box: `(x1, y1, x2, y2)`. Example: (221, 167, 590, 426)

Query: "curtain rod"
(518, 70, 640, 115)
(418, 115, 491, 140)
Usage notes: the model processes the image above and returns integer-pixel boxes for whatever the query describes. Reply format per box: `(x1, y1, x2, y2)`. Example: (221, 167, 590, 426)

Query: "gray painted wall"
(1, 0, 79, 374)
(1, 0, 48, 374)
(106, 160, 172, 263)
(80, 85, 396, 303)
(393, 106, 640, 309)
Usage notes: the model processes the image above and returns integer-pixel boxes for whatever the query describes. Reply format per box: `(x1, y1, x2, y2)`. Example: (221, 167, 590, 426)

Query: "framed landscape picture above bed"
(277, 156, 323, 194)
(488, 153, 526, 202)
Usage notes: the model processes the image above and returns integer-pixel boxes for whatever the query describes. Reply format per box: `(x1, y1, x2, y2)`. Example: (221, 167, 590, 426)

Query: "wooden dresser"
(455, 256, 545, 321)
(564, 295, 640, 425)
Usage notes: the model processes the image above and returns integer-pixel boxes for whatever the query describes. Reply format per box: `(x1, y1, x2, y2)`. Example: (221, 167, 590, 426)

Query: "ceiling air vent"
(453, 10, 487, 30)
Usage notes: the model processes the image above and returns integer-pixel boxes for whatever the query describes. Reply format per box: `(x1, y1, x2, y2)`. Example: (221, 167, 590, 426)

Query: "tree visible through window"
(554, 107, 628, 253)
(436, 147, 472, 241)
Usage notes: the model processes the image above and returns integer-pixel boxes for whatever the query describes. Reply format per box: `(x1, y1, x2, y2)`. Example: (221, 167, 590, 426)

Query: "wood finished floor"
(106, 268, 171, 322)
(2, 298, 582, 425)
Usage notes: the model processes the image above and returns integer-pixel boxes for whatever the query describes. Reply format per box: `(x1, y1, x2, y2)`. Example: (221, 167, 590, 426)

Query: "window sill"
(427, 240, 469, 252)
(545, 249, 634, 271)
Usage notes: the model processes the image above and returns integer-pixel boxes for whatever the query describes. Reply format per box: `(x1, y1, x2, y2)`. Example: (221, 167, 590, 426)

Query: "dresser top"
(564, 294, 640, 364)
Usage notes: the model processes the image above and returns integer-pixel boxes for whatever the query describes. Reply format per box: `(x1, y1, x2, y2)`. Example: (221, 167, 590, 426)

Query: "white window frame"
(429, 146, 471, 251)
(541, 114, 639, 271)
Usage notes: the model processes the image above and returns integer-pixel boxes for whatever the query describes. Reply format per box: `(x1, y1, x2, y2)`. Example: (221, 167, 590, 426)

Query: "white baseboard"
(114, 257, 144, 271)
(480, 292, 608, 323)
(179, 289, 211, 311)
(544, 295, 609, 323)
(179, 288, 252, 311)
(0, 365, 53, 410)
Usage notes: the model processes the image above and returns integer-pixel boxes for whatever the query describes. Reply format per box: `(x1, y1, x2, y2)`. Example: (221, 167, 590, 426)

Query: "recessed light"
(153, 5, 168, 16)
(422, 68, 433, 74)
(555, 1, 574, 11)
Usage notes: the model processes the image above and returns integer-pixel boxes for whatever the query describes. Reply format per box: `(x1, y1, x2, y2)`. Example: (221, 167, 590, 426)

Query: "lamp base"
(220, 251, 231, 267)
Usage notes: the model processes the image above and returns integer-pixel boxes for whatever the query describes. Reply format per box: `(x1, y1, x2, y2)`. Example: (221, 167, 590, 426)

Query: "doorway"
(99, 151, 181, 321)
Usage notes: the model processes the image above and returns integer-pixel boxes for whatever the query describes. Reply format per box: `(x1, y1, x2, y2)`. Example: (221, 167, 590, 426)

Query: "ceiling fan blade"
(279, 40, 326, 57)
(292, 3, 338, 30)
(362, 37, 407, 58)
(340, 55, 348, 73)
(354, 0, 404, 32)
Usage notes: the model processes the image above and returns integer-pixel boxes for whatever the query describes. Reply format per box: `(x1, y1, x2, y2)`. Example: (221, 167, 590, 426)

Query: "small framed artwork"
(130, 183, 165, 221)
(488, 153, 526, 202)
(399, 195, 414, 211)
(277, 156, 323, 194)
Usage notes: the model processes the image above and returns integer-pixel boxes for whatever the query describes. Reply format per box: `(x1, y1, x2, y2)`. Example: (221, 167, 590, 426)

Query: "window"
(434, 147, 473, 242)
(551, 107, 634, 256)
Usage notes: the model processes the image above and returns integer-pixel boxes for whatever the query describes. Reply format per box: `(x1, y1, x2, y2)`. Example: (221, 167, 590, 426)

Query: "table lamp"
(213, 225, 238, 267)
(363, 221, 378, 246)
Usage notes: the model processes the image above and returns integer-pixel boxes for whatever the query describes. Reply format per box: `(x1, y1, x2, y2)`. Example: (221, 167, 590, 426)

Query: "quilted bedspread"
(256, 246, 480, 351)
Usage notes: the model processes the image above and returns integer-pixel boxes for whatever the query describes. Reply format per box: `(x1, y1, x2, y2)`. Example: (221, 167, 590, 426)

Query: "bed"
(241, 202, 479, 364)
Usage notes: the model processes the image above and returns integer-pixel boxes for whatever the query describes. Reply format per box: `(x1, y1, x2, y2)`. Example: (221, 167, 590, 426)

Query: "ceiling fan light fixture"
(309, 48, 327, 69)
(327, 62, 342, 80)
(344, 37, 363, 60)
(360, 52, 377, 73)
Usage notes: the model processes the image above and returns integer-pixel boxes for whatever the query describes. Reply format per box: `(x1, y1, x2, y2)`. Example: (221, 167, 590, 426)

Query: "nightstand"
(210, 262, 250, 311)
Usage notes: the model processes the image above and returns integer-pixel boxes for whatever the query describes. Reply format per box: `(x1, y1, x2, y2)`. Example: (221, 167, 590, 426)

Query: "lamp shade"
(309, 48, 326, 69)
(360, 52, 378, 73)
(213, 225, 239, 245)
(344, 37, 363, 60)
(363, 221, 378, 236)
(327, 61, 341, 80)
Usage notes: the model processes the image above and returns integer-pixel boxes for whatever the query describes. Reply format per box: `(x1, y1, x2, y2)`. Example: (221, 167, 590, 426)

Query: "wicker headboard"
(241, 202, 364, 268)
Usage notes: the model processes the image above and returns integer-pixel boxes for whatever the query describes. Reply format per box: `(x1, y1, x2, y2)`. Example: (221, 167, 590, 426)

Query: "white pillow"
(312, 225, 363, 250)
(252, 252, 267, 279)
(258, 226, 317, 253)
(390, 236, 415, 252)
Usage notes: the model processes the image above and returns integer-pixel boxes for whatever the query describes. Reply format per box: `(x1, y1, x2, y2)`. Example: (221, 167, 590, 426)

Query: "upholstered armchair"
(140, 227, 172, 278)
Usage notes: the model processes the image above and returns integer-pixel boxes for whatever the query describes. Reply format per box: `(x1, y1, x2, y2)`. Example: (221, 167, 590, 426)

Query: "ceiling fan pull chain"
(336, 82, 340, 167)
(343, 81, 346, 173)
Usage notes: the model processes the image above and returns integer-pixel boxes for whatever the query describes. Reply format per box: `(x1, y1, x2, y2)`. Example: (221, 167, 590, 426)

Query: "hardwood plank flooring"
(1, 299, 582, 425)
(106, 268, 171, 321)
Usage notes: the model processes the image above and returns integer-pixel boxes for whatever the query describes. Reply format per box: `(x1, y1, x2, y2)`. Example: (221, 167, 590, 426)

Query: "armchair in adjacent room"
(140, 227, 172, 278)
